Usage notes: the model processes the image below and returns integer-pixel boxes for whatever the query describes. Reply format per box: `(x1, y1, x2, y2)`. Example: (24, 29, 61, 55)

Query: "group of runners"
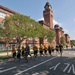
(12, 43, 63, 62)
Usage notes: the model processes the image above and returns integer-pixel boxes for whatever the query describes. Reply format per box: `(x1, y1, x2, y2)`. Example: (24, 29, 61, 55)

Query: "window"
(35, 37, 38, 41)
(0, 12, 6, 19)
(28, 37, 32, 40)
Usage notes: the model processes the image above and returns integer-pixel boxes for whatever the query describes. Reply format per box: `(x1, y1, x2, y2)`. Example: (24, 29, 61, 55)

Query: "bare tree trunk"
(33, 37, 35, 46)
(5, 37, 10, 56)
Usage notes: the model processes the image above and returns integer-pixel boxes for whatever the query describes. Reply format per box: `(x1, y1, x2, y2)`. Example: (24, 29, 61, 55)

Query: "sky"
(0, 0, 75, 40)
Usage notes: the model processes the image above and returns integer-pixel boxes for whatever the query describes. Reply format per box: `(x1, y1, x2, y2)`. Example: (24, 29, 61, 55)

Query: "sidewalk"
(0, 52, 12, 56)
(0, 50, 33, 56)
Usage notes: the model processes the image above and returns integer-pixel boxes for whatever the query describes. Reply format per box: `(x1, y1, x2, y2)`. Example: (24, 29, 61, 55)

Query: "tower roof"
(44, 1, 52, 10)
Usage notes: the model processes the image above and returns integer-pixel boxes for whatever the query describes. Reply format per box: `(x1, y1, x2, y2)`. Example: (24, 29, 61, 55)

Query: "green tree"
(0, 13, 56, 55)
(46, 30, 56, 43)
(60, 36, 65, 45)
(70, 40, 75, 46)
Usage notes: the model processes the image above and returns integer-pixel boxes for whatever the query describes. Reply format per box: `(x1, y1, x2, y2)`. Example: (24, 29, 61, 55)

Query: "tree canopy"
(60, 36, 65, 45)
(70, 40, 75, 46)
(0, 13, 56, 44)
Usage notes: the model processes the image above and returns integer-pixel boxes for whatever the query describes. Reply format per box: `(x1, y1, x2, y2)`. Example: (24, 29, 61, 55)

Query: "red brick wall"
(43, 10, 53, 29)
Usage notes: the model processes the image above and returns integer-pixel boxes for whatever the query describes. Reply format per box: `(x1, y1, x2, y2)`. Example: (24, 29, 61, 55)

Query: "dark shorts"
(44, 49, 47, 53)
(40, 50, 43, 54)
(56, 49, 59, 51)
(34, 50, 38, 55)
(17, 53, 21, 58)
(24, 51, 29, 57)
(22, 51, 24, 56)
(13, 52, 16, 58)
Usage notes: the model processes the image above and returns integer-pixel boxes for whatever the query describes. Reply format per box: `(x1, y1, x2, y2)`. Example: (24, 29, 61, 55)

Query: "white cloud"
(73, 19, 75, 22)
(73, 30, 75, 33)
(38, 17, 62, 26)
(37, 17, 44, 21)
(63, 29, 69, 33)
(69, 33, 75, 40)
(53, 19, 62, 26)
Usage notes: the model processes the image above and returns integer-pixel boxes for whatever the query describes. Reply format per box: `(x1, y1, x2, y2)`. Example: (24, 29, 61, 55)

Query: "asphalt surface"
(0, 48, 75, 75)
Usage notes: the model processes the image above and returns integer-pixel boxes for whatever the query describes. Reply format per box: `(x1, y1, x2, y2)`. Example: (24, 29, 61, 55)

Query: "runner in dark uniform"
(33, 45, 38, 58)
(21, 45, 25, 57)
(59, 44, 63, 56)
(48, 45, 52, 55)
(12, 45, 16, 60)
(44, 45, 48, 55)
(17, 45, 21, 62)
(39, 44, 44, 56)
(56, 44, 59, 55)
(24, 44, 30, 63)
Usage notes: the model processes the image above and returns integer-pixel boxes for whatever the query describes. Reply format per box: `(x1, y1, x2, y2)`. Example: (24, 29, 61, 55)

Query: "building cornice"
(0, 5, 16, 14)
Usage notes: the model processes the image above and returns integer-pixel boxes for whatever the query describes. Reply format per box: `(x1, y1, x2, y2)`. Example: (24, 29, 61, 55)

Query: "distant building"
(65, 34, 70, 45)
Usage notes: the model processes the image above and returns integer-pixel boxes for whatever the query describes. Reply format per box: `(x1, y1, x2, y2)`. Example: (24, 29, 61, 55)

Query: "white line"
(49, 62, 60, 70)
(15, 57, 57, 75)
(67, 66, 71, 73)
(54, 62, 61, 70)
(0, 67, 16, 73)
(63, 63, 70, 72)
(72, 64, 75, 74)
(49, 66, 54, 70)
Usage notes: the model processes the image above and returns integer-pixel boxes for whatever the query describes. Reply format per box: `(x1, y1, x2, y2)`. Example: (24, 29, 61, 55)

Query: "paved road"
(0, 49, 75, 75)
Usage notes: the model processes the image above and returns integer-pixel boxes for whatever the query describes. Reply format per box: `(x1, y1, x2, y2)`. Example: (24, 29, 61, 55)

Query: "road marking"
(67, 64, 75, 74)
(67, 65, 71, 73)
(72, 64, 75, 74)
(49, 62, 60, 70)
(15, 57, 57, 75)
(63, 63, 70, 72)
(0, 66, 16, 73)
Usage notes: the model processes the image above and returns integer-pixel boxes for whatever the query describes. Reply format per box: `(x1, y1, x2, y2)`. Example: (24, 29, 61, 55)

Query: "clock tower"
(43, 1, 53, 29)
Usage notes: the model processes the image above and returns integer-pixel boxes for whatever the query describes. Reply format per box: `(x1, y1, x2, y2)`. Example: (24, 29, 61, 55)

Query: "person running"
(48, 45, 52, 55)
(39, 44, 44, 56)
(12, 45, 16, 60)
(17, 45, 21, 62)
(21, 45, 25, 57)
(24, 44, 30, 63)
(33, 45, 38, 58)
(59, 44, 63, 56)
(56, 44, 59, 55)
(51, 45, 55, 55)
(44, 45, 48, 55)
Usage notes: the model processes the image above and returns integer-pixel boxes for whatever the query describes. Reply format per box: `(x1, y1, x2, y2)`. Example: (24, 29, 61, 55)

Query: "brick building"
(65, 34, 70, 45)
(39, 1, 70, 46)
(0, 5, 15, 22)
(0, 1, 70, 48)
